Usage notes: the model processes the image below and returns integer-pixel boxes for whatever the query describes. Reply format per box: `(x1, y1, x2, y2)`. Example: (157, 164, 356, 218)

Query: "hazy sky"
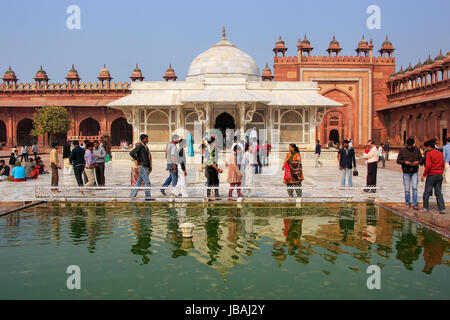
(1, 0, 449, 83)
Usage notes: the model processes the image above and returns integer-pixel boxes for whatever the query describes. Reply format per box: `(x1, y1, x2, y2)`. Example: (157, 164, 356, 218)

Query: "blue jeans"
(341, 168, 353, 187)
(402, 172, 418, 207)
(130, 166, 151, 198)
(162, 163, 178, 188)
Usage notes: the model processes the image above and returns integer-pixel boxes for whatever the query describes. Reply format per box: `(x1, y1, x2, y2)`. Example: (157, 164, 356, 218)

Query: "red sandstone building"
(272, 35, 449, 147)
(0, 36, 448, 150)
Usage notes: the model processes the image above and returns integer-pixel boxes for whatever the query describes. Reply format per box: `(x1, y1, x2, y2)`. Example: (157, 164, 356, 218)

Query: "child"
(9, 152, 16, 168)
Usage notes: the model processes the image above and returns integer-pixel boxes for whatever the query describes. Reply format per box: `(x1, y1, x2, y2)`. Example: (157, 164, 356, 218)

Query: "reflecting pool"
(0, 202, 449, 299)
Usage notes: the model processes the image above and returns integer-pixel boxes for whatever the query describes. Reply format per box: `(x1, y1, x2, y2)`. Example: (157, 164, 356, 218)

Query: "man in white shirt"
(363, 140, 378, 192)
(377, 144, 385, 168)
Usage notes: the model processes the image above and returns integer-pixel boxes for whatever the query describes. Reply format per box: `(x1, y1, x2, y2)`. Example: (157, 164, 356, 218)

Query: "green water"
(0, 202, 449, 300)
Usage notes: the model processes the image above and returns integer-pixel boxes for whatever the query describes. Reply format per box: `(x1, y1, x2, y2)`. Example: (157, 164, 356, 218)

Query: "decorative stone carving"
(314, 106, 326, 124)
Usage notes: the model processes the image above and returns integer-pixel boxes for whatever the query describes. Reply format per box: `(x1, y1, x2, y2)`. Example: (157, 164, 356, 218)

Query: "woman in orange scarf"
(282, 143, 304, 197)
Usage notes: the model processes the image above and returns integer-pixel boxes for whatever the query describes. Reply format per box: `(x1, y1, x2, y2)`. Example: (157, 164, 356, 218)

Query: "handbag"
(105, 154, 110, 163)
(353, 169, 358, 176)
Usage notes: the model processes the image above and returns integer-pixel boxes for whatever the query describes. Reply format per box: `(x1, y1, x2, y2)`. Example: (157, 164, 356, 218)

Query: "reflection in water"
(396, 218, 421, 270)
(130, 204, 153, 264)
(0, 202, 449, 299)
(205, 207, 223, 266)
(165, 205, 187, 259)
(422, 228, 446, 274)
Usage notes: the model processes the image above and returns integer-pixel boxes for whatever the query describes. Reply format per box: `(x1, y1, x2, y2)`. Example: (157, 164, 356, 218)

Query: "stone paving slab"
(377, 202, 450, 238)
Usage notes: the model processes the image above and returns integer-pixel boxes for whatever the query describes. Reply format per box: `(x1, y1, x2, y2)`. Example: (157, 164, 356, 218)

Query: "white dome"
(186, 38, 261, 82)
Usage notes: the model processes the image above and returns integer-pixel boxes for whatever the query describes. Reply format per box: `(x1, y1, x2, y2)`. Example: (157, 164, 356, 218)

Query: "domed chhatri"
(34, 65, 48, 80)
(186, 28, 261, 82)
(379, 35, 395, 57)
(298, 35, 313, 56)
(327, 36, 342, 56)
(405, 62, 414, 73)
(98, 64, 112, 79)
(261, 63, 273, 81)
(423, 54, 434, 66)
(2, 66, 18, 88)
(273, 35, 288, 57)
(3, 66, 17, 81)
(163, 64, 177, 81)
(66, 64, 80, 80)
(356, 35, 370, 56)
(358, 35, 368, 46)
(275, 35, 286, 48)
(130, 64, 144, 82)
(434, 49, 445, 61)
(414, 59, 423, 70)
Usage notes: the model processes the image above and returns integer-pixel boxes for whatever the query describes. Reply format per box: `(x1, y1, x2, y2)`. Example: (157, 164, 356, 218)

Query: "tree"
(31, 105, 71, 145)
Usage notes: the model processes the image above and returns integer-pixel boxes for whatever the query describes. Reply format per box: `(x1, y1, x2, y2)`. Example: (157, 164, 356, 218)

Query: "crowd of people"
(0, 132, 448, 213)
(0, 143, 45, 182)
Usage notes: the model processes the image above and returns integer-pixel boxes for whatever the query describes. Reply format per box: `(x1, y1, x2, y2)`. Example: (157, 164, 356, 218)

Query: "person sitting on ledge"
(0, 160, 11, 181)
(10, 161, 26, 181)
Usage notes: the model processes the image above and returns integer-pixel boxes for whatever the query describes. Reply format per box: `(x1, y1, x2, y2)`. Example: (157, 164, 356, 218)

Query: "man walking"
(421, 140, 446, 214)
(32, 143, 39, 159)
(384, 140, 390, 161)
(363, 139, 378, 192)
(50, 142, 61, 189)
(397, 138, 423, 210)
(338, 140, 356, 187)
(93, 140, 106, 186)
(314, 139, 323, 168)
(161, 134, 179, 195)
(129, 134, 153, 200)
(84, 142, 96, 187)
(377, 143, 385, 168)
(69, 140, 85, 186)
(443, 137, 450, 183)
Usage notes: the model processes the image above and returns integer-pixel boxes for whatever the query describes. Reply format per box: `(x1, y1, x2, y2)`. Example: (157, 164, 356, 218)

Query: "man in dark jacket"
(314, 140, 323, 168)
(338, 140, 356, 187)
(129, 134, 153, 200)
(384, 140, 390, 160)
(397, 138, 424, 210)
(69, 140, 85, 186)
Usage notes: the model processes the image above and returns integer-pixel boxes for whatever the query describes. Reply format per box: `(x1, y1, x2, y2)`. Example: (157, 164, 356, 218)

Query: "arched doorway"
(329, 129, 339, 144)
(79, 117, 100, 137)
(0, 120, 6, 145)
(17, 118, 34, 146)
(111, 117, 133, 146)
(214, 112, 235, 148)
(321, 89, 352, 144)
